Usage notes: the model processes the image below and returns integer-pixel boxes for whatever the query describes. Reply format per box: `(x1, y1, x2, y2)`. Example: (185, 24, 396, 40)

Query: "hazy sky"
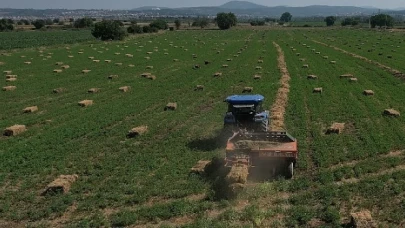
(0, 0, 403, 9)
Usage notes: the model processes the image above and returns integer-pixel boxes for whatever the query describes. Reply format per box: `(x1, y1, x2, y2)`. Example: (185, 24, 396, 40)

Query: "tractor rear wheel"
(286, 162, 294, 179)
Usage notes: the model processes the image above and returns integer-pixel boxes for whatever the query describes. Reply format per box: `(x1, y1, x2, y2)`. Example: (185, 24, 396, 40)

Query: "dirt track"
(270, 42, 291, 131)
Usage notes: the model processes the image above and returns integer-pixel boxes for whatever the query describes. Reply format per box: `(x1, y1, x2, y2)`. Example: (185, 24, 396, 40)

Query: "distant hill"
(219, 1, 266, 9)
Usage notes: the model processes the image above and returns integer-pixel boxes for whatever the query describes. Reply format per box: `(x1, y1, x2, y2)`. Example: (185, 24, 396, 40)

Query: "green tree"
(325, 16, 336, 26)
(192, 18, 209, 28)
(250, 19, 265, 26)
(32, 19, 46, 29)
(142, 25, 158, 33)
(174, 19, 181, 30)
(53, 18, 60, 24)
(341, 18, 359, 26)
(280, 12, 292, 22)
(74, 17, 94, 28)
(0, 19, 14, 31)
(127, 24, 143, 34)
(150, 19, 168, 30)
(45, 19, 53, 25)
(215, 12, 237, 30)
(91, 20, 128, 41)
(370, 14, 394, 28)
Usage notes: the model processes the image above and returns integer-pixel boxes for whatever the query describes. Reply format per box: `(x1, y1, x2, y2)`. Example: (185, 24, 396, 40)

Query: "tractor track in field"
(311, 39, 405, 81)
(271, 42, 291, 131)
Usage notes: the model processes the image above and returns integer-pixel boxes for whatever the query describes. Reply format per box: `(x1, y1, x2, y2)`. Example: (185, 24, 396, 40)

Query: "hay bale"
(227, 59, 233, 61)
(302, 64, 309, 68)
(222, 65, 229, 68)
(296, 53, 301, 56)
(307, 75, 317, 79)
(108, 75, 119, 80)
(144, 57, 151, 60)
(193, 64, 200, 69)
(61, 65, 70, 69)
(115, 52, 121, 55)
(146, 52, 153, 54)
(255, 66, 262, 70)
(195, 85, 204, 91)
(53, 88, 66, 93)
(299, 58, 306, 62)
(125, 54, 133, 58)
(313, 88, 323, 93)
(213, 72, 222, 77)
(146, 66, 153, 69)
(326, 123, 345, 134)
(323, 56, 329, 59)
(141, 72, 151, 77)
(93, 60, 100, 63)
(23, 106, 38, 113)
(119, 86, 131, 92)
(204, 60, 210, 65)
(257, 60, 264, 63)
(4, 70, 12, 74)
(4, 125, 26, 136)
(68, 55, 74, 58)
(78, 52, 84, 54)
(315, 52, 321, 54)
(3, 86, 16, 91)
(53, 69, 63, 73)
(82, 69, 91, 74)
(115, 63, 123, 66)
(42, 175, 78, 195)
(88, 57, 94, 59)
(146, 75, 156, 80)
(78, 100, 93, 107)
(24, 61, 31, 65)
(242, 87, 253, 93)
(190, 160, 211, 175)
(350, 78, 358, 82)
(330, 61, 337, 64)
(173, 59, 179, 62)
(226, 164, 249, 184)
(340, 74, 353, 78)
(165, 102, 177, 111)
(350, 210, 377, 228)
(384, 109, 400, 117)
(105, 60, 111, 63)
(363, 90, 374, 96)
(128, 64, 135, 67)
(254, 75, 261, 80)
(55, 62, 64, 65)
(88, 88, 100, 93)
(5, 75, 17, 79)
(6, 78, 17, 82)
(127, 126, 148, 138)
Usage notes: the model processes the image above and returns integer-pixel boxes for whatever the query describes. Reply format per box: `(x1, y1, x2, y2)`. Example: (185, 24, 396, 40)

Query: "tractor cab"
(224, 94, 269, 131)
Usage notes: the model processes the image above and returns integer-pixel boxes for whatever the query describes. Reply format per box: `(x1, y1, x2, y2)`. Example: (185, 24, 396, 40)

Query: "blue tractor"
(224, 94, 269, 132)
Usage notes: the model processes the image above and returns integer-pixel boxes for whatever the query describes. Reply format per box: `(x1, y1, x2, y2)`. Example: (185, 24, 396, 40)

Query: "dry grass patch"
(127, 126, 148, 138)
(23, 106, 38, 113)
(190, 160, 211, 175)
(350, 210, 377, 228)
(226, 164, 248, 184)
(42, 175, 78, 196)
(78, 100, 93, 107)
(4, 125, 26, 136)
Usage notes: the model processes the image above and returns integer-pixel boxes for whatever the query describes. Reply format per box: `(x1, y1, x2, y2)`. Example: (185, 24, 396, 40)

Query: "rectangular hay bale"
(42, 175, 78, 195)
(78, 100, 93, 107)
(127, 126, 148, 138)
(4, 125, 26, 136)
(119, 86, 131, 92)
(23, 106, 38, 113)
(3, 86, 16, 91)
(326, 123, 345, 134)
(165, 102, 177, 111)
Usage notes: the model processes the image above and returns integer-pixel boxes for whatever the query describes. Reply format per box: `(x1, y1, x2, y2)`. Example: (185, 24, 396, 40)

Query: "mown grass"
(1, 28, 405, 227)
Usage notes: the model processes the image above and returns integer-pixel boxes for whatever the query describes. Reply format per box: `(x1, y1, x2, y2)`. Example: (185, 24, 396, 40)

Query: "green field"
(0, 30, 95, 50)
(1, 28, 405, 227)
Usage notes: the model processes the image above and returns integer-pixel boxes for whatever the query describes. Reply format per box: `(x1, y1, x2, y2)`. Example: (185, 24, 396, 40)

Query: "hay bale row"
(4, 125, 26, 136)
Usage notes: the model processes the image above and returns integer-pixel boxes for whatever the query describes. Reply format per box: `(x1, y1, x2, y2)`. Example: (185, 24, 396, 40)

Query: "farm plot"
(303, 29, 405, 76)
(270, 29, 405, 227)
(0, 30, 282, 226)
